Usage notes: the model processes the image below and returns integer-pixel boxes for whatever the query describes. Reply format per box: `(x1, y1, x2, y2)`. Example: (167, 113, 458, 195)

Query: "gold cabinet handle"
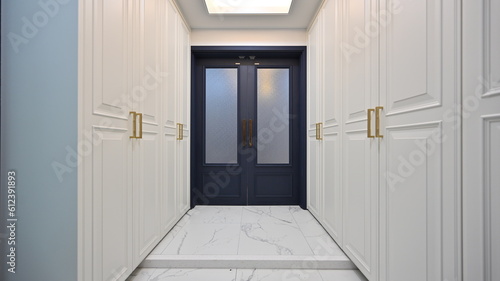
(367, 109, 375, 138)
(249, 119, 253, 147)
(242, 120, 247, 147)
(177, 123, 184, 140)
(130, 111, 137, 139)
(137, 113, 143, 139)
(316, 123, 323, 140)
(375, 106, 383, 138)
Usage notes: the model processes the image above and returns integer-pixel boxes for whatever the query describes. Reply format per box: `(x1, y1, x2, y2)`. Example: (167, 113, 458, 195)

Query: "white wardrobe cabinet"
(79, 1, 190, 280)
(308, 0, 461, 280)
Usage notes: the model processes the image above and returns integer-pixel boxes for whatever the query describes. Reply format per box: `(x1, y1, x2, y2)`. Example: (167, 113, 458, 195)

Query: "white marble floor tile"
(238, 223, 314, 255)
(318, 270, 368, 281)
(291, 209, 345, 257)
(241, 206, 296, 225)
(162, 223, 240, 255)
(141, 207, 354, 277)
(305, 234, 345, 257)
(236, 269, 324, 281)
(187, 206, 243, 224)
(292, 210, 327, 237)
(148, 268, 236, 281)
(151, 225, 183, 254)
(289, 208, 314, 223)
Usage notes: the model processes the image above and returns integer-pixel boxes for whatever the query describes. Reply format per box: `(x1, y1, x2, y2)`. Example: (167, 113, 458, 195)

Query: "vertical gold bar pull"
(316, 123, 323, 140)
(375, 106, 384, 138)
(177, 123, 184, 140)
(130, 111, 137, 139)
(242, 120, 247, 147)
(137, 113, 143, 139)
(248, 119, 253, 147)
(367, 109, 375, 138)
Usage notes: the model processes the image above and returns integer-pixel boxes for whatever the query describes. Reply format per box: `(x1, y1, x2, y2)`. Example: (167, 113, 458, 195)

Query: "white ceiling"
(174, 0, 324, 30)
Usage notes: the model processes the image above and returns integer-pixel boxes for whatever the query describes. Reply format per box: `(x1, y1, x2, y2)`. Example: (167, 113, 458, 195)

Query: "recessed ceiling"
(205, 0, 293, 14)
(175, 0, 323, 29)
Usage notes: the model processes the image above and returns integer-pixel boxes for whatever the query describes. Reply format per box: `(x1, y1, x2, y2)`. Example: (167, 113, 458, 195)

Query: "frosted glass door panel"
(205, 68, 238, 164)
(257, 68, 290, 164)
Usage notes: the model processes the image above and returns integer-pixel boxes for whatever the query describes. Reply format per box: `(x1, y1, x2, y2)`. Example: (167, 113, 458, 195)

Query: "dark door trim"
(190, 46, 307, 209)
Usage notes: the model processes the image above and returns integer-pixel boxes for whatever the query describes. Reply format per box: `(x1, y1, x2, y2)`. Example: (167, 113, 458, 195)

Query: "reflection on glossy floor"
(127, 206, 368, 281)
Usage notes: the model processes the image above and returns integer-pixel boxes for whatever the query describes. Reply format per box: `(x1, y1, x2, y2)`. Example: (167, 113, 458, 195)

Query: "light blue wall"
(1, 0, 78, 280)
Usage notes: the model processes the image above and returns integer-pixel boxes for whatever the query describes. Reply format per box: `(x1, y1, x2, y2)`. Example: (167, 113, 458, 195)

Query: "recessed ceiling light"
(205, 0, 293, 15)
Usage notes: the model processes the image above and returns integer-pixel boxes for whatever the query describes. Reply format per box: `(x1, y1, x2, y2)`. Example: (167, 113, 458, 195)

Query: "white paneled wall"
(308, 0, 461, 280)
(79, 1, 190, 280)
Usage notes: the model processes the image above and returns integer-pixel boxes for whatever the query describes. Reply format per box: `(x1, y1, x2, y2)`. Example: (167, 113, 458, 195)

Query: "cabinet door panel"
(383, 0, 440, 114)
(133, 0, 163, 266)
(164, 0, 178, 128)
(89, 1, 135, 280)
(380, 124, 442, 281)
(307, 14, 323, 219)
(141, 0, 162, 125)
(176, 18, 191, 214)
(322, 0, 343, 245)
(341, 0, 378, 279)
(177, 139, 190, 213)
(342, 130, 376, 278)
(92, 127, 133, 281)
(322, 129, 341, 242)
(463, 0, 500, 280)
(162, 128, 178, 234)
(308, 135, 321, 218)
(133, 131, 161, 265)
(342, 0, 373, 124)
(379, 0, 460, 280)
(93, 0, 131, 118)
(308, 14, 322, 128)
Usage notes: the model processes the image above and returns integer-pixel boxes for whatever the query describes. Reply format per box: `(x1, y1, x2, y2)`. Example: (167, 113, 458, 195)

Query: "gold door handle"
(367, 109, 375, 138)
(249, 119, 253, 147)
(316, 123, 323, 140)
(137, 113, 143, 139)
(375, 106, 383, 138)
(130, 111, 137, 139)
(177, 123, 184, 140)
(242, 120, 247, 147)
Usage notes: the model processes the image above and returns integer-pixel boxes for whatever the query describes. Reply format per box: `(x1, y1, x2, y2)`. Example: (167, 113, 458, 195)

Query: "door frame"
(190, 46, 307, 209)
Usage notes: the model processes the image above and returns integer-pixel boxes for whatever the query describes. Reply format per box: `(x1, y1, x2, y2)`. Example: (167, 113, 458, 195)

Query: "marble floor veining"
(127, 206, 368, 281)
(151, 206, 344, 257)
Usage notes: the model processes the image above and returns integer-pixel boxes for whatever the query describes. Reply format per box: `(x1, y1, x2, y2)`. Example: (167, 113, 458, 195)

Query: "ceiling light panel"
(205, 0, 293, 14)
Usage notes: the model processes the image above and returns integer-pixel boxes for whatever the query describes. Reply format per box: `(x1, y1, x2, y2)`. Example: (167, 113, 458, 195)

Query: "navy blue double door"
(193, 56, 302, 205)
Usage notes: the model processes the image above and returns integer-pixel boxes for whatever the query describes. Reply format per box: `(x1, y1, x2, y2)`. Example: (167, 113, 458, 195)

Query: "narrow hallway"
(128, 206, 367, 281)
